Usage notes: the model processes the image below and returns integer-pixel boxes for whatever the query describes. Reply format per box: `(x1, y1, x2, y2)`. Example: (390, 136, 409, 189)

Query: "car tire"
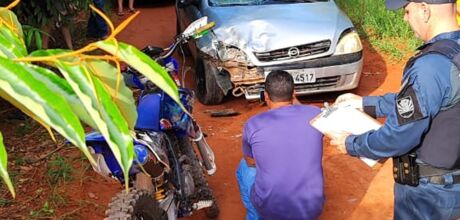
(176, 19, 192, 56)
(195, 58, 225, 105)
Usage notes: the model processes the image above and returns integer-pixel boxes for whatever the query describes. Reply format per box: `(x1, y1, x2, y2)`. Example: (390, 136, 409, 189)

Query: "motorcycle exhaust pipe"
(192, 127, 217, 175)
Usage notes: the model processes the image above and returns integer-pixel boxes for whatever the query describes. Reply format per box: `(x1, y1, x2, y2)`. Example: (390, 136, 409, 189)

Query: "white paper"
(310, 105, 382, 167)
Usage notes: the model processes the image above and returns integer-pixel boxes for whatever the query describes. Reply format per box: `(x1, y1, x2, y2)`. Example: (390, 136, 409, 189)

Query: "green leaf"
(92, 76, 134, 184)
(0, 132, 14, 198)
(0, 57, 95, 165)
(0, 25, 27, 58)
(94, 40, 184, 111)
(86, 60, 137, 129)
(53, 57, 134, 185)
(24, 63, 97, 129)
(0, 86, 53, 135)
(30, 49, 135, 130)
(30, 49, 68, 61)
(25, 29, 33, 49)
(34, 31, 42, 50)
(0, 7, 24, 39)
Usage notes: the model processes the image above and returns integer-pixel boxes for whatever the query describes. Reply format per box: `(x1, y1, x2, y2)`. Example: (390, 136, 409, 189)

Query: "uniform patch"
(397, 96, 414, 118)
(396, 83, 425, 125)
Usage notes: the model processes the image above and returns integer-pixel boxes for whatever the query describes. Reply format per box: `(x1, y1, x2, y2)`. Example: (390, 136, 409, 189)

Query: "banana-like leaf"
(0, 132, 14, 198)
(0, 7, 23, 39)
(0, 24, 27, 58)
(29, 49, 70, 68)
(0, 57, 95, 165)
(54, 57, 134, 185)
(24, 63, 97, 129)
(86, 60, 137, 130)
(30, 49, 134, 129)
(0, 90, 54, 140)
(91, 76, 134, 182)
(94, 40, 184, 111)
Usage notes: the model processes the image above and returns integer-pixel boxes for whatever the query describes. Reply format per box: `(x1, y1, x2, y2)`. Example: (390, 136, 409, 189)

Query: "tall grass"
(335, 0, 422, 59)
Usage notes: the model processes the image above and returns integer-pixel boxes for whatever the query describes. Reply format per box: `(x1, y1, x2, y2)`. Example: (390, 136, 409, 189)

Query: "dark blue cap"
(385, 0, 456, 10)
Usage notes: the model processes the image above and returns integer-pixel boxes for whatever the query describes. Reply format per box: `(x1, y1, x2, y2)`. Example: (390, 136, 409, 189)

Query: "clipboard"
(310, 103, 382, 167)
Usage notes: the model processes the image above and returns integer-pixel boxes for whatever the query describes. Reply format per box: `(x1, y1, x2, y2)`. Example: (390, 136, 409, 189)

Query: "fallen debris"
(204, 109, 240, 117)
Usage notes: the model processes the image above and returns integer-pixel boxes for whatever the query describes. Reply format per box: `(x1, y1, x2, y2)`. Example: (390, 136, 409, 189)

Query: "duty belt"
(419, 164, 460, 185)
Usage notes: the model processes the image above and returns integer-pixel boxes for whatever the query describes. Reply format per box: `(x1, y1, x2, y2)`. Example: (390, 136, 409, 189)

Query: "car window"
(209, 0, 328, 6)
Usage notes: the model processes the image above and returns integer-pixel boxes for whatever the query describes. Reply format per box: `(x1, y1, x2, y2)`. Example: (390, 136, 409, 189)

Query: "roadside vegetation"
(0, 0, 182, 202)
(336, 0, 422, 60)
(0, 1, 156, 218)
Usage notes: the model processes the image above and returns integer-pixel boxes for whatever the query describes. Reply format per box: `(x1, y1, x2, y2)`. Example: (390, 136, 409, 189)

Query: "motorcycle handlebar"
(157, 21, 216, 61)
(124, 21, 216, 89)
(193, 22, 216, 38)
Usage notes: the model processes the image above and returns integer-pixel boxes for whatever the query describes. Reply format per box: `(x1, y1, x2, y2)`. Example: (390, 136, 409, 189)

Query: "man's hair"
(265, 70, 294, 102)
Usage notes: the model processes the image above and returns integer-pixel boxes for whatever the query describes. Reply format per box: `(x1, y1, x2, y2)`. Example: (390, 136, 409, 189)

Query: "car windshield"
(209, 0, 328, 7)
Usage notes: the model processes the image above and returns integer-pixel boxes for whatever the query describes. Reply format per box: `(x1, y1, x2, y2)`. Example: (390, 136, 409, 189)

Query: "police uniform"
(345, 31, 460, 219)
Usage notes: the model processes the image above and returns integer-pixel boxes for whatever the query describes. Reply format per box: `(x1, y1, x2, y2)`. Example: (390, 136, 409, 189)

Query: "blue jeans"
(236, 159, 261, 220)
(87, 0, 108, 38)
(394, 174, 460, 220)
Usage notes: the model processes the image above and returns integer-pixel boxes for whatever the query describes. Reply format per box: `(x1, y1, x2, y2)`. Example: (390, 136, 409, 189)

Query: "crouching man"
(236, 70, 325, 220)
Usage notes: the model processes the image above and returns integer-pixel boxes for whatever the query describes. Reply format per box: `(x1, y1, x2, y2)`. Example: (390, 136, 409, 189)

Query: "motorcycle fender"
(90, 152, 114, 179)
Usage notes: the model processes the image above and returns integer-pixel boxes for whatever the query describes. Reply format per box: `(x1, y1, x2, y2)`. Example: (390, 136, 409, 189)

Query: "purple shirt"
(243, 104, 324, 220)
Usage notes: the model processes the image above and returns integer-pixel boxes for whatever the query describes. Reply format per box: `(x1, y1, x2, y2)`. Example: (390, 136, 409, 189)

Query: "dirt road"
(0, 2, 408, 219)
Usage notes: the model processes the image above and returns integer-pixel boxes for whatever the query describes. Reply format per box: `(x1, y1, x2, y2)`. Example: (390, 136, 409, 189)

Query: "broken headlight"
(334, 29, 362, 55)
(217, 43, 249, 63)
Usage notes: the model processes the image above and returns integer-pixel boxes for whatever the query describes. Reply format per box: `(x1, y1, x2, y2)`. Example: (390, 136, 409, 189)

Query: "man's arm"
(344, 56, 448, 159)
(335, 93, 396, 117)
(363, 93, 397, 118)
(345, 117, 430, 159)
(335, 93, 396, 118)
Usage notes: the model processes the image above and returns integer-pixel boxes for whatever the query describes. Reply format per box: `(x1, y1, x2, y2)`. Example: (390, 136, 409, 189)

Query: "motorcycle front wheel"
(105, 189, 167, 220)
(177, 136, 220, 218)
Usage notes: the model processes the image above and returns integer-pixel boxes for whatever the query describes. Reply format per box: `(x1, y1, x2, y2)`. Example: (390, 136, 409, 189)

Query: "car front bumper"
(242, 51, 363, 100)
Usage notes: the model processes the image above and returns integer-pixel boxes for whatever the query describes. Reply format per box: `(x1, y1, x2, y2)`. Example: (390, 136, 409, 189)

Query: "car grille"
(294, 75, 340, 90)
(254, 40, 331, 62)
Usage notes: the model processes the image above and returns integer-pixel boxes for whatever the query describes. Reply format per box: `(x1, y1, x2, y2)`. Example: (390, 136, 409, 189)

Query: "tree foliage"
(0, 1, 181, 197)
(0, 0, 90, 27)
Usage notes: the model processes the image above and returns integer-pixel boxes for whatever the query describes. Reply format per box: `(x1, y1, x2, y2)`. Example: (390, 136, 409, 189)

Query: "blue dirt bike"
(84, 17, 218, 220)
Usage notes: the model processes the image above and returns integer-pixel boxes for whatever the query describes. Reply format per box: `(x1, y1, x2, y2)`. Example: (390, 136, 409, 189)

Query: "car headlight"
(334, 29, 362, 55)
(217, 43, 249, 63)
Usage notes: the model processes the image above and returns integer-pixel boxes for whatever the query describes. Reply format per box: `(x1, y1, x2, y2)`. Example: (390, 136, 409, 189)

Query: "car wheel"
(195, 58, 225, 105)
(176, 19, 192, 56)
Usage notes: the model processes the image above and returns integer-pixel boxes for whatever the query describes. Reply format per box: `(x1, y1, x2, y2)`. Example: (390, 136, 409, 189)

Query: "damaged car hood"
(204, 2, 349, 53)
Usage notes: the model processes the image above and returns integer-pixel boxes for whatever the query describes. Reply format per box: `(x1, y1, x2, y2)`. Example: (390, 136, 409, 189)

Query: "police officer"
(328, 0, 460, 219)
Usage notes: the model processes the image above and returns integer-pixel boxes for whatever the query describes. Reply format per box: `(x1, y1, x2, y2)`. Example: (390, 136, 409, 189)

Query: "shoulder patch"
(396, 83, 425, 125)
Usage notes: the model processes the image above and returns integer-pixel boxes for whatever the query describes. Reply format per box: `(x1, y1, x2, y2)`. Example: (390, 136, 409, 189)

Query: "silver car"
(176, 0, 363, 105)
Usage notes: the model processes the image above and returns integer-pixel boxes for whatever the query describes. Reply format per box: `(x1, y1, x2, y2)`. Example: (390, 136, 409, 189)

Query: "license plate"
(288, 69, 316, 84)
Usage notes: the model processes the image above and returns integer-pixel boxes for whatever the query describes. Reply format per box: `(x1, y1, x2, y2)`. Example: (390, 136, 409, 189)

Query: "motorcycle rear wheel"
(105, 189, 167, 220)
